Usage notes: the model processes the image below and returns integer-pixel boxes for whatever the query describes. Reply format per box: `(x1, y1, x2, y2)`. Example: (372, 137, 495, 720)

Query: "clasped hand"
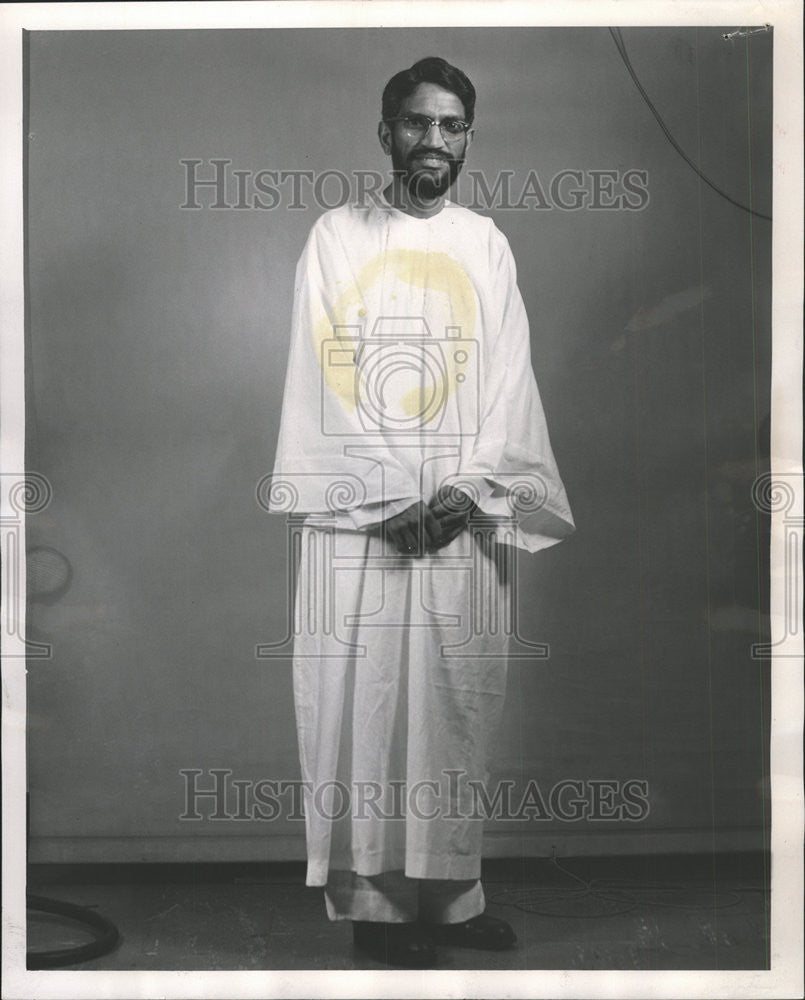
(368, 486, 477, 556)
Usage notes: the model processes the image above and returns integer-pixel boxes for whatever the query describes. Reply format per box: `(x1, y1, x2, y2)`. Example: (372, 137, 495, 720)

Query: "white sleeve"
(461, 227, 575, 552)
(271, 218, 422, 516)
(344, 496, 420, 530)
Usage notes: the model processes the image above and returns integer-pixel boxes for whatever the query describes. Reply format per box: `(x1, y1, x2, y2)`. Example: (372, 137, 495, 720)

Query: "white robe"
(271, 197, 574, 886)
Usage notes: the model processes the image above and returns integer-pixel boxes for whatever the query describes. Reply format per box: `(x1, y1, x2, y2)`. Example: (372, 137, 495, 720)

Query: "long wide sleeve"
(459, 229, 575, 553)
(270, 220, 422, 517)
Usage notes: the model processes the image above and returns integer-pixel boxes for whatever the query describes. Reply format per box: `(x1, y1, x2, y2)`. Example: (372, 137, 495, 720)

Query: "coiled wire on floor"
(26, 893, 120, 969)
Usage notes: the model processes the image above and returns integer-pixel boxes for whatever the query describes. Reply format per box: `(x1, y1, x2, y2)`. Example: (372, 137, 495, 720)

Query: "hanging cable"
(608, 26, 771, 222)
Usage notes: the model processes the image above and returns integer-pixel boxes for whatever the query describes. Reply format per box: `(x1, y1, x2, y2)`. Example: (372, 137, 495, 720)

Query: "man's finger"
(427, 516, 467, 551)
(430, 488, 475, 521)
(380, 503, 418, 545)
(429, 510, 468, 540)
(428, 500, 449, 521)
(422, 507, 443, 548)
(397, 524, 421, 556)
(427, 489, 452, 518)
(383, 521, 404, 549)
(434, 523, 466, 549)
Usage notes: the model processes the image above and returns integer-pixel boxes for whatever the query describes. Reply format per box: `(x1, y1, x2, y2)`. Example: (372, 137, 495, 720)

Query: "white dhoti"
(293, 523, 510, 890)
(323, 870, 484, 923)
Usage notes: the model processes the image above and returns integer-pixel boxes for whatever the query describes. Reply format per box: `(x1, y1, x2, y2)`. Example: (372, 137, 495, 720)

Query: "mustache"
(405, 153, 465, 169)
(408, 149, 456, 162)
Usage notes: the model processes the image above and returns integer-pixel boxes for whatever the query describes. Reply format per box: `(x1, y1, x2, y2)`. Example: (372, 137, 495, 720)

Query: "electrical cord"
(608, 26, 771, 222)
(486, 854, 765, 919)
(26, 894, 121, 969)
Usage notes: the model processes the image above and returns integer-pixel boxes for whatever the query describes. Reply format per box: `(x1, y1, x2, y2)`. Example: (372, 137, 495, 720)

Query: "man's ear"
(377, 121, 392, 156)
(464, 129, 475, 155)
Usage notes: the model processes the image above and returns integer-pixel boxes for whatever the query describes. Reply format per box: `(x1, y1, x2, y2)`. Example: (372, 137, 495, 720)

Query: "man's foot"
(424, 913, 517, 951)
(352, 920, 438, 968)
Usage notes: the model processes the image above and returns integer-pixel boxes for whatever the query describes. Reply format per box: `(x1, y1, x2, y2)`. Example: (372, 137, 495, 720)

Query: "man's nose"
(422, 120, 449, 149)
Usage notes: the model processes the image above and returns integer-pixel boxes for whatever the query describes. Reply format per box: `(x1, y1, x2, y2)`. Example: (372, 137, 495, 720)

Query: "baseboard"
(27, 828, 767, 864)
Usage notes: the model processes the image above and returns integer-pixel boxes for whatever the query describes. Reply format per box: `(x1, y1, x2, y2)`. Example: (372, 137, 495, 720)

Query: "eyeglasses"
(384, 114, 472, 142)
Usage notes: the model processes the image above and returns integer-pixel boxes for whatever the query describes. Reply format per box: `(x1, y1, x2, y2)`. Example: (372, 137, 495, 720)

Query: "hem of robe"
(305, 852, 483, 887)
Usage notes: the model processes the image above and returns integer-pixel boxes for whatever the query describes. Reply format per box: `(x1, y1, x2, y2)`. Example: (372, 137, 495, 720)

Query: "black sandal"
(353, 920, 438, 968)
(425, 913, 517, 951)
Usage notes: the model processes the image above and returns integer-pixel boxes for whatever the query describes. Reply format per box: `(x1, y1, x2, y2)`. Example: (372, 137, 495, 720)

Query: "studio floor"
(26, 854, 769, 971)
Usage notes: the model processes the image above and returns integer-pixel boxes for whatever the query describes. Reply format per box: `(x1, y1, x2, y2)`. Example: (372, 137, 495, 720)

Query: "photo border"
(2, 2, 801, 997)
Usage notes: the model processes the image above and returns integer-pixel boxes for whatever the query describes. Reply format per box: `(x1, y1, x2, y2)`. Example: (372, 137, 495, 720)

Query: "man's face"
(379, 82, 472, 201)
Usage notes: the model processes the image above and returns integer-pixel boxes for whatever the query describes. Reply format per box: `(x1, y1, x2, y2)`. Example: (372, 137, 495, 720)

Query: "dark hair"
(381, 56, 476, 124)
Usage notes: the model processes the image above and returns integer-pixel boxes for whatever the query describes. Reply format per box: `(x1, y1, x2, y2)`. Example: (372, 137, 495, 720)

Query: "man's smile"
(410, 153, 450, 168)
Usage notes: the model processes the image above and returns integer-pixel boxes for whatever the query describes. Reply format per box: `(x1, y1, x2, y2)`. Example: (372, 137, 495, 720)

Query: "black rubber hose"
(27, 893, 121, 969)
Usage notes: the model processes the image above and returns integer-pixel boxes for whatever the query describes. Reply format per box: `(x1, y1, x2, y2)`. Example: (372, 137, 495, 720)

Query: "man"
(270, 56, 574, 967)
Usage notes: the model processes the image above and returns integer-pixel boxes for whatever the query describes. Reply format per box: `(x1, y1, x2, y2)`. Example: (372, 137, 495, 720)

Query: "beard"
(390, 142, 464, 202)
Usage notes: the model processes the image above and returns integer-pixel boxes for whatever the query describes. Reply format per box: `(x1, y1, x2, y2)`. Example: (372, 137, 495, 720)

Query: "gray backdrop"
(25, 26, 772, 862)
